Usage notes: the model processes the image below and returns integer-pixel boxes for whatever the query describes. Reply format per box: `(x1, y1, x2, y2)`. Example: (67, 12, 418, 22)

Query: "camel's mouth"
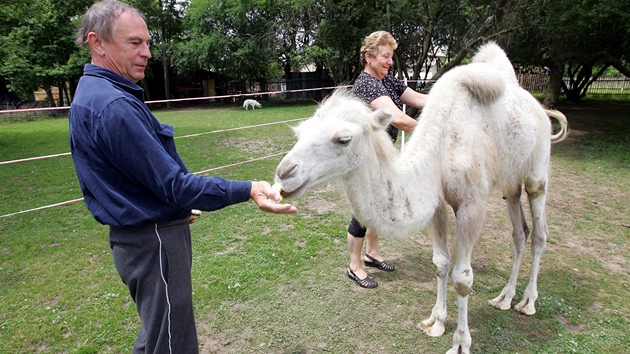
(279, 189, 296, 200)
(277, 185, 305, 200)
(274, 178, 311, 200)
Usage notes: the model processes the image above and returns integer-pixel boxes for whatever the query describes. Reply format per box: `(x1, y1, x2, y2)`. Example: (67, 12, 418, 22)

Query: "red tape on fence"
(0, 85, 351, 115)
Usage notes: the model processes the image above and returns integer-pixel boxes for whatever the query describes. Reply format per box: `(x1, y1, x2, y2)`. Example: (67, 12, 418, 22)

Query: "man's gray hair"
(75, 0, 143, 48)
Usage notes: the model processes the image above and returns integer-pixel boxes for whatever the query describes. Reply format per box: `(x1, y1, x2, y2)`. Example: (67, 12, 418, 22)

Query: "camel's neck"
(340, 123, 443, 238)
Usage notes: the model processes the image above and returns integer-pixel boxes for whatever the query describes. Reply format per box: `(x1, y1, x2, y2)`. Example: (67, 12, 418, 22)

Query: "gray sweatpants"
(109, 217, 198, 354)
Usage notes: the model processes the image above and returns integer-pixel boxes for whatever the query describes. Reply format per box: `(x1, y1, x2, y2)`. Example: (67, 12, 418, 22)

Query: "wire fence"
(1, 87, 340, 218)
(580, 77, 630, 94)
(0, 114, 310, 218)
(1, 85, 349, 115)
(3, 74, 629, 114)
(1, 76, 628, 217)
(518, 74, 630, 95)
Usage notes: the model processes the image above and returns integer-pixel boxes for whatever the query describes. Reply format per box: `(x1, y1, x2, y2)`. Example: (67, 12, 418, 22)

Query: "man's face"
(96, 11, 152, 82)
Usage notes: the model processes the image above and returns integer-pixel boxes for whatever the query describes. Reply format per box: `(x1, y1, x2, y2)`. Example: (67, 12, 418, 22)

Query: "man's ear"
(369, 109, 394, 131)
(87, 32, 105, 56)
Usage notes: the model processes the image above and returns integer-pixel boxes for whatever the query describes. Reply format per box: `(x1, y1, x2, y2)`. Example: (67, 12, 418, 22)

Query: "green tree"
(504, 0, 630, 106)
(271, 0, 321, 82)
(175, 0, 282, 92)
(305, 0, 510, 86)
(4, 0, 622, 109)
(130, 0, 189, 101)
(0, 0, 91, 105)
(308, 0, 388, 84)
(387, 0, 509, 87)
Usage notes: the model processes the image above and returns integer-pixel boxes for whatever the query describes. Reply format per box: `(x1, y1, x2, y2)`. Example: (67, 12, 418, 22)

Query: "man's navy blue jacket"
(69, 64, 252, 228)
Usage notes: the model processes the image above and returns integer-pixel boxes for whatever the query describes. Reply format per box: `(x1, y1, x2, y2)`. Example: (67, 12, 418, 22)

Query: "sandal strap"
(365, 253, 379, 263)
(347, 268, 378, 288)
(365, 254, 396, 272)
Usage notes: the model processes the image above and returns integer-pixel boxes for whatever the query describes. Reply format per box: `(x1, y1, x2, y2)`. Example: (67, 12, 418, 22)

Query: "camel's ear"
(369, 109, 394, 131)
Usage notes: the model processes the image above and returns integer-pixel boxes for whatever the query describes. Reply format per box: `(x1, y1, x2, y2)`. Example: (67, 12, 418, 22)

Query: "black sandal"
(364, 253, 396, 272)
(347, 268, 378, 288)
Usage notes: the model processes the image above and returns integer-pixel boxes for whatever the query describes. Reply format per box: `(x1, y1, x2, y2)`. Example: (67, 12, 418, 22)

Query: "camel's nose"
(275, 158, 298, 180)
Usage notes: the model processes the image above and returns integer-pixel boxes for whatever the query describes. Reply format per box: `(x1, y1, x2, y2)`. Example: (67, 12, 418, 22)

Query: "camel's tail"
(546, 108, 570, 143)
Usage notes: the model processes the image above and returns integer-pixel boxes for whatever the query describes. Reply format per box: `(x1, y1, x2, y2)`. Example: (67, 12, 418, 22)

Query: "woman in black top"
(347, 30, 428, 288)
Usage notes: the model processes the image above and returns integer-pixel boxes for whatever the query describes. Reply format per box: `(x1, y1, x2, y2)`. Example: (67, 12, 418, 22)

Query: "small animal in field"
(243, 99, 262, 110)
(274, 42, 569, 354)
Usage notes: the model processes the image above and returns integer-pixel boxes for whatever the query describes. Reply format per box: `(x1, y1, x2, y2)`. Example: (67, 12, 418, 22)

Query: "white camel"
(243, 99, 262, 110)
(274, 42, 569, 354)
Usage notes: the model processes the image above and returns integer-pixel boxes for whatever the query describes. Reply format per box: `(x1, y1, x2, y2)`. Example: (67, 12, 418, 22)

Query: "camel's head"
(275, 89, 394, 200)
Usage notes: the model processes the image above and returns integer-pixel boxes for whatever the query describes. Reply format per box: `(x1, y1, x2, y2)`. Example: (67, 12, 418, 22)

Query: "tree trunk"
(163, 54, 171, 108)
(542, 43, 564, 108)
(61, 82, 70, 106)
(57, 82, 68, 106)
(141, 79, 153, 101)
(45, 87, 56, 107)
(544, 65, 563, 108)
(68, 78, 78, 103)
(410, 0, 438, 86)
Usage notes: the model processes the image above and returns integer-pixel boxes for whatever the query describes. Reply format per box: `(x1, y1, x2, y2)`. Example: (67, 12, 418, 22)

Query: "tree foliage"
(502, 0, 630, 105)
(1, 0, 628, 106)
(129, 0, 188, 101)
(308, 0, 388, 84)
(175, 0, 284, 90)
(0, 0, 91, 105)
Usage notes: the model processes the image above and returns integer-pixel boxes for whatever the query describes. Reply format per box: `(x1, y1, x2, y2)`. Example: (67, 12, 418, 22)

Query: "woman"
(346, 30, 428, 288)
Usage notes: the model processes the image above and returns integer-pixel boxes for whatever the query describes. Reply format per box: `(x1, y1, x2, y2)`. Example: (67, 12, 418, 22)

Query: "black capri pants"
(348, 216, 367, 238)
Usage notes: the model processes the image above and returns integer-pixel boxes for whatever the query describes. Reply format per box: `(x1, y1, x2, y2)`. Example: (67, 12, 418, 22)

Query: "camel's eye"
(336, 136, 352, 146)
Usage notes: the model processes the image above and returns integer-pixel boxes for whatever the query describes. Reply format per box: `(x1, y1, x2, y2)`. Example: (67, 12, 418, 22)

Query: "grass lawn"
(0, 99, 629, 353)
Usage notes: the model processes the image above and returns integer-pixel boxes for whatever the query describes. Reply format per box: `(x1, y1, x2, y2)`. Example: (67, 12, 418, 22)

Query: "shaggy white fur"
(275, 42, 569, 353)
(243, 99, 262, 110)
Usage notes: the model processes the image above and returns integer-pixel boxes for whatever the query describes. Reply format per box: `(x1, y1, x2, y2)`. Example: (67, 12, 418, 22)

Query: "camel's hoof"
(514, 298, 536, 315)
(446, 345, 470, 354)
(417, 317, 434, 330)
(488, 294, 512, 311)
(418, 320, 445, 337)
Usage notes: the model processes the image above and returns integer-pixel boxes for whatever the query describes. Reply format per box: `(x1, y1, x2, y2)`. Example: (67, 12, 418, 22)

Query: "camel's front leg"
(446, 256, 474, 354)
(446, 287, 472, 354)
(418, 203, 449, 337)
(446, 201, 486, 354)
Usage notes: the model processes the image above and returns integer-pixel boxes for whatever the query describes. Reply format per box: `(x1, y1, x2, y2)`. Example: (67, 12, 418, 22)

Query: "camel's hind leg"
(514, 178, 548, 315)
(418, 202, 450, 338)
(489, 178, 548, 316)
(489, 186, 530, 311)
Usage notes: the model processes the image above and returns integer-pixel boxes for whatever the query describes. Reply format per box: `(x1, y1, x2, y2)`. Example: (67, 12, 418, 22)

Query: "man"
(69, 1, 297, 352)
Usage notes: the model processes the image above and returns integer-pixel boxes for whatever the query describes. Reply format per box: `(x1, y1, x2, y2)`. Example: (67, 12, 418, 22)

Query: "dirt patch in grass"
(548, 101, 630, 275)
(301, 182, 344, 214)
(221, 136, 279, 155)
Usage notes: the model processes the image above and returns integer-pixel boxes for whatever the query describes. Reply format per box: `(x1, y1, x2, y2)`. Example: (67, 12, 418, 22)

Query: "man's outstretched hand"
(250, 181, 298, 214)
